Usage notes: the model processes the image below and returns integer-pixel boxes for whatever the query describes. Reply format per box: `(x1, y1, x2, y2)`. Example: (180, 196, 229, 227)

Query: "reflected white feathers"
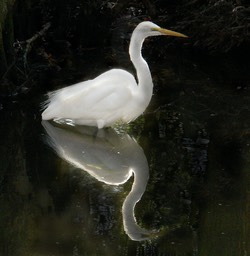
(42, 121, 158, 240)
(42, 121, 134, 185)
(41, 21, 187, 128)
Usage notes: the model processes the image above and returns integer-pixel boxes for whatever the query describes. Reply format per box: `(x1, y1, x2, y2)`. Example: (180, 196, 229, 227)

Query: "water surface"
(0, 50, 249, 255)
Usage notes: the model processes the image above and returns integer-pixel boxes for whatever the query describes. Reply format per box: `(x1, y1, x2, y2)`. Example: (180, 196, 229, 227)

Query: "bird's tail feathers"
(40, 89, 61, 111)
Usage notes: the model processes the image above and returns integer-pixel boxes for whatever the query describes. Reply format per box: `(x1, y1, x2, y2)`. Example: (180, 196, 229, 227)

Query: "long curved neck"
(129, 32, 153, 104)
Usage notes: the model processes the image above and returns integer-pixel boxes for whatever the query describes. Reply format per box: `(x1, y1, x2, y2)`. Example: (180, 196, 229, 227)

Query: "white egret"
(41, 21, 187, 128)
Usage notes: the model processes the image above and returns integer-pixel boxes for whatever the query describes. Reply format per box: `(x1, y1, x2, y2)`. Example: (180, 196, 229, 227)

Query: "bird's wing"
(43, 69, 137, 120)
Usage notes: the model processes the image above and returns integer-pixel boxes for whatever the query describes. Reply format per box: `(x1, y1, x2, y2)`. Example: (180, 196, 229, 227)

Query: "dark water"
(0, 48, 249, 256)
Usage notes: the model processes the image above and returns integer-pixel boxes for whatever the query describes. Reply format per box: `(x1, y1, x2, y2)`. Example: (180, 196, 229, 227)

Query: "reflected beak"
(154, 27, 188, 38)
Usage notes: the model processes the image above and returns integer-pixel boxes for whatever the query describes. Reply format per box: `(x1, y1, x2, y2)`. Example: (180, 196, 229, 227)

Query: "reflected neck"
(122, 152, 150, 241)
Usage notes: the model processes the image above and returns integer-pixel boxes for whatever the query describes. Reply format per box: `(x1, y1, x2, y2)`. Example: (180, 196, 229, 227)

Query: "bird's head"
(135, 21, 188, 39)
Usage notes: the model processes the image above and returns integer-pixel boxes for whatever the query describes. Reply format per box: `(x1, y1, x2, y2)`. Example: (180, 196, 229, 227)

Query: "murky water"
(0, 48, 249, 256)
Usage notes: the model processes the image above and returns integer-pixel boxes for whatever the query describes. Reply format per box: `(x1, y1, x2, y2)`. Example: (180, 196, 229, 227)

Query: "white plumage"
(41, 21, 187, 128)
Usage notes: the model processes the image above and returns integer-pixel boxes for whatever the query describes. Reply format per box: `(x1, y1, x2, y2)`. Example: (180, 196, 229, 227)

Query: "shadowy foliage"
(1, 0, 250, 97)
(172, 0, 250, 53)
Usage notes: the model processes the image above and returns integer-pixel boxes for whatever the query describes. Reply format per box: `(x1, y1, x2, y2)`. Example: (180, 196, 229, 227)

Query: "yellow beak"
(154, 27, 188, 38)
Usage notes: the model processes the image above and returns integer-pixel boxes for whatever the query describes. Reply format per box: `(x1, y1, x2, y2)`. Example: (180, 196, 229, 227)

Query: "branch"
(20, 22, 51, 70)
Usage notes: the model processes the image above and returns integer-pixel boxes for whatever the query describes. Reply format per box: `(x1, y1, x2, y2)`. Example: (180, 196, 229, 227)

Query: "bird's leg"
(91, 127, 107, 142)
(97, 119, 105, 129)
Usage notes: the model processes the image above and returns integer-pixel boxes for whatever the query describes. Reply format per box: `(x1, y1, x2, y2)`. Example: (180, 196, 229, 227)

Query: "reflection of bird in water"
(42, 121, 158, 241)
(41, 21, 187, 128)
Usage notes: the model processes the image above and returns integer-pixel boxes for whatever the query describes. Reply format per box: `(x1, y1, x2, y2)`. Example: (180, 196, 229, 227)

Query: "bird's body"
(41, 21, 187, 128)
(42, 69, 148, 128)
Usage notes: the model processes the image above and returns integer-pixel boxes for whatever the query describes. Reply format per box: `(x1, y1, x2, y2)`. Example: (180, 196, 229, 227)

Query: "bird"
(41, 21, 187, 128)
